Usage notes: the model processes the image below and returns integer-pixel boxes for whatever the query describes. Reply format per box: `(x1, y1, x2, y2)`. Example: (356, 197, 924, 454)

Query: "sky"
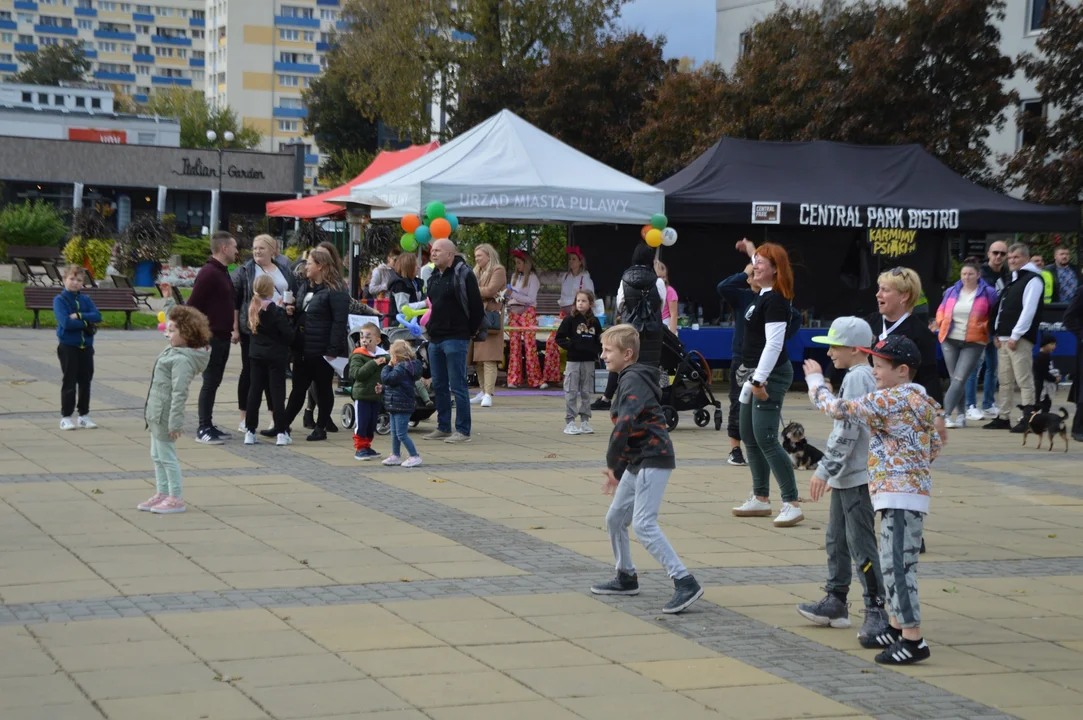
(615, 0, 717, 65)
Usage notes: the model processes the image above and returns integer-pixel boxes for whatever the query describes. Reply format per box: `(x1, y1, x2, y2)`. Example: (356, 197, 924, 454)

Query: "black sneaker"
(663, 574, 704, 614)
(303, 410, 316, 429)
(860, 625, 901, 649)
(196, 427, 224, 445)
(324, 421, 338, 433)
(259, 428, 278, 438)
(590, 571, 640, 596)
(727, 447, 747, 466)
(875, 637, 931, 665)
(983, 417, 1011, 430)
(306, 428, 327, 442)
(796, 593, 851, 628)
(920, 538, 926, 554)
(209, 425, 231, 439)
(590, 397, 611, 411)
(1009, 418, 1028, 434)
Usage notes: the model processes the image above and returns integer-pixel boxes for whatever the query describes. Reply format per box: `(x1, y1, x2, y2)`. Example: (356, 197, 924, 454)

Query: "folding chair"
(14, 258, 47, 286)
(42, 261, 64, 287)
(112, 274, 153, 309)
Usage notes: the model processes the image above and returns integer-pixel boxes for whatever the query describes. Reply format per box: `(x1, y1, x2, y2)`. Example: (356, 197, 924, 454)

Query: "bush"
(62, 236, 114, 280)
(115, 215, 172, 273)
(171, 235, 210, 267)
(0, 201, 68, 260)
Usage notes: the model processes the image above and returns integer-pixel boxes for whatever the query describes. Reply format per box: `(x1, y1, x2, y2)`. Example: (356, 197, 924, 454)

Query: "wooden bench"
(7, 246, 62, 265)
(23, 286, 140, 330)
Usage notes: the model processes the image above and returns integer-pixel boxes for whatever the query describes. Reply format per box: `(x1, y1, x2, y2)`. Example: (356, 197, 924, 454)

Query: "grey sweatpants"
(825, 484, 885, 609)
(880, 509, 925, 628)
(605, 467, 689, 580)
(564, 361, 594, 423)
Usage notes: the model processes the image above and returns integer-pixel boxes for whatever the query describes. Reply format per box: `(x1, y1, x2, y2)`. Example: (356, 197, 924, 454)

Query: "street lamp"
(206, 129, 234, 233)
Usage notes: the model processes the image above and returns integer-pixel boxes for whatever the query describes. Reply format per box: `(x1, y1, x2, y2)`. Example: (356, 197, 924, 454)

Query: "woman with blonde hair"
(505, 249, 543, 388)
(469, 243, 507, 406)
(244, 274, 295, 445)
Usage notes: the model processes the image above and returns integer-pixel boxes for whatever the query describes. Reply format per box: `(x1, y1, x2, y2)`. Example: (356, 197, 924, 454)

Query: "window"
(135, 4, 150, 13)
(39, 16, 74, 28)
(0, 53, 12, 62)
(278, 119, 299, 132)
(77, 19, 93, 29)
(91, 97, 101, 108)
(155, 7, 174, 17)
(191, 69, 203, 81)
(178, 8, 188, 18)
(302, 77, 312, 89)
(279, 51, 314, 64)
(135, 24, 150, 34)
(192, 9, 205, 20)
(176, 48, 187, 58)
(156, 27, 187, 39)
(0, 11, 10, 21)
(137, 131, 155, 143)
(98, 41, 117, 52)
(157, 67, 183, 78)
(77, 0, 93, 8)
(304, 166, 315, 178)
(21, 91, 32, 102)
(278, 74, 299, 87)
(278, 142, 311, 153)
(98, 62, 130, 73)
(303, 30, 315, 42)
(40, 37, 60, 47)
(1017, 99, 1046, 148)
(193, 50, 204, 60)
(37, 92, 48, 102)
(0, 33, 12, 43)
(135, 44, 150, 54)
(320, 9, 337, 20)
(17, 14, 34, 24)
(1028, 0, 1050, 32)
(119, 3, 130, 11)
(320, 32, 332, 43)
(97, 1, 116, 10)
(191, 29, 203, 39)
(19, 34, 35, 44)
(281, 5, 314, 19)
(54, 94, 65, 105)
(75, 95, 85, 106)
(135, 64, 149, 74)
(120, 43, 132, 53)
(739, 30, 753, 58)
(279, 29, 299, 41)
(154, 46, 173, 57)
(279, 97, 304, 109)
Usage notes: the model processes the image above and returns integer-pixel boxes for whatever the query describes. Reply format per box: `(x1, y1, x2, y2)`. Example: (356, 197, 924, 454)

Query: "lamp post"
(205, 129, 234, 233)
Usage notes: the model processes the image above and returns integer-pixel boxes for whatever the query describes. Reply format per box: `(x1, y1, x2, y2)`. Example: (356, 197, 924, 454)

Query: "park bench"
(23, 286, 139, 330)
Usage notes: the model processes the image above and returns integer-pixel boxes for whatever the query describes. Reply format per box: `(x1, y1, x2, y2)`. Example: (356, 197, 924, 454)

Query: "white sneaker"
(579, 420, 594, 434)
(76, 416, 98, 429)
(732, 493, 771, 517)
(965, 405, 984, 422)
(244, 431, 259, 445)
(540, 382, 550, 390)
(238, 422, 248, 433)
(401, 455, 423, 468)
(276, 432, 292, 446)
(59, 417, 75, 431)
(564, 422, 582, 435)
(983, 404, 999, 419)
(944, 416, 966, 429)
(469, 392, 484, 405)
(480, 394, 492, 408)
(774, 502, 805, 527)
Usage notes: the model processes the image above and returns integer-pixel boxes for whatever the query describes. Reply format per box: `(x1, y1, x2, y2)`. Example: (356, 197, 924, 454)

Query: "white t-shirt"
(255, 264, 289, 303)
(948, 288, 975, 342)
(558, 271, 595, 308)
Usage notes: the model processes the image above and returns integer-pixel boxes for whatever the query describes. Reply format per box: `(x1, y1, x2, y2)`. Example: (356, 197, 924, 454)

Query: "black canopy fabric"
(657, 138, 1080, 233)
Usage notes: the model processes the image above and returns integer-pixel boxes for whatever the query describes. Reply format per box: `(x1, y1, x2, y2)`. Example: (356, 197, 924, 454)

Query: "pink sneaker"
(400, 456, 423, 468)
(381, 454, 402, 466)
(138, 493, 167, 511)
(150, 496, 186, 514)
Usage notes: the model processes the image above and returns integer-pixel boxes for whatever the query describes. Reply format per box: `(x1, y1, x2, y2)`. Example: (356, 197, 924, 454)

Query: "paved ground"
(2, 327, 1082, 720)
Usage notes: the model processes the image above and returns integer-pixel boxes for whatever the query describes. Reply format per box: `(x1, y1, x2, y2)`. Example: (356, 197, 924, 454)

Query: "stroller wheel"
(694, 409, 710, 428)
(662, 406, 679, 431)
(376, 412, 391, 436)
(714, 408, 724, 431)
(340, 403, 355, 429)
(409, 420, 419, 428)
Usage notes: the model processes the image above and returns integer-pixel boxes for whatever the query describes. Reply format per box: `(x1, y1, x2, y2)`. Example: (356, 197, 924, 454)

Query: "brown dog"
(1020, 405, 1070, 452)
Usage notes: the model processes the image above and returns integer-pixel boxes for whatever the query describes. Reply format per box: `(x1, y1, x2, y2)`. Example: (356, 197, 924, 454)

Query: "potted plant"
(115, 215, 173, 286)
(62, 236, 114, 281)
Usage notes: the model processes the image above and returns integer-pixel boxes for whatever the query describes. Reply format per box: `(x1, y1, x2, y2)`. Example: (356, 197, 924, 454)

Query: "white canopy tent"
(345, 109, 664, 224)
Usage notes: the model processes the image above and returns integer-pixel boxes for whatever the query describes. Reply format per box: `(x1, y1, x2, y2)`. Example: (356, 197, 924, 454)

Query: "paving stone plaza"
(1, 328, 1082, 720)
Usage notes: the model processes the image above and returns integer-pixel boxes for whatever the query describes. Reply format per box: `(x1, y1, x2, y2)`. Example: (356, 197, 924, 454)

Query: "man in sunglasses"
(964, 241, 1010, 421)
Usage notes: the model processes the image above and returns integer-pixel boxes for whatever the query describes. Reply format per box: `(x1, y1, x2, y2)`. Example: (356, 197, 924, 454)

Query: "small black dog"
(1018, 404, 1070, 452)
(782, 421, 824, 470)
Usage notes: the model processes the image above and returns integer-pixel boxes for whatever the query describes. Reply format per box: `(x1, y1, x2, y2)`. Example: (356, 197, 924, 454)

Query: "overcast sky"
(615, 0, 717, 65)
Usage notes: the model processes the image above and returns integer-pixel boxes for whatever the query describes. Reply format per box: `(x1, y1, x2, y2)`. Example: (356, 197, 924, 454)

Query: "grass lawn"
(0, 280, 159, 329)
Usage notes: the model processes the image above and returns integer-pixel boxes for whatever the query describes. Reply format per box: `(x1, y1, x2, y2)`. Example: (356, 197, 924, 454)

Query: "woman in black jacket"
(244, 274, 295, 446)
(282, 246, 349, 441)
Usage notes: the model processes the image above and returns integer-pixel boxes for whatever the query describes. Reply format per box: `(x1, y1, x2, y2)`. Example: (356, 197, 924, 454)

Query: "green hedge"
(0, 201, 68, 261)
(171, 235, 210, 267)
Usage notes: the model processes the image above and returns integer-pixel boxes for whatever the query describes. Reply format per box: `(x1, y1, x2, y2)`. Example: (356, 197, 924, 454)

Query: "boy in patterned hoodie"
(803, 335, 943, 665)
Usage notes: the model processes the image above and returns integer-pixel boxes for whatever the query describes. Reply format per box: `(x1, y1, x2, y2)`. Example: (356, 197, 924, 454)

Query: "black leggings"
(284, 354, 335, 430)
(238, 333, 273, 412)
(246, 355, 288, 433)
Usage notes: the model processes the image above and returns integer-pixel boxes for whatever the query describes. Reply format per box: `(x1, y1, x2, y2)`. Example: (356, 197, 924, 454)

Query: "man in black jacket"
(1063, 289, 1083, 441)
(423, 239, 485, 444)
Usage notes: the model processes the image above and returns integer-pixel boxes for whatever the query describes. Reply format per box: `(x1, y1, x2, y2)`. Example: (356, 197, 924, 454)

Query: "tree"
(14, 44, 90, 86)
(143, 88, 262, 149)
(1002, 1, 1083, 204)
(318, 148, 377, 189)
(303, 56, 380, 159)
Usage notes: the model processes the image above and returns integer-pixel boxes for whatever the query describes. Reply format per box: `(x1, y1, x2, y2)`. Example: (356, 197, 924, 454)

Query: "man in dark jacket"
(1063, 289, 1083, 441)
(422, 239, 484, 443)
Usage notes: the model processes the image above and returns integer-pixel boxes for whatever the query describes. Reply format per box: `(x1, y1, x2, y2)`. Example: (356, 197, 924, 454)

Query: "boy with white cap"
(796, 317, 889, 644)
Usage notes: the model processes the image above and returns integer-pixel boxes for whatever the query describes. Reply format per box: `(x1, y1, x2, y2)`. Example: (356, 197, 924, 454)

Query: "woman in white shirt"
(542, 247, 595, 386)
(506, 250, 544, 388)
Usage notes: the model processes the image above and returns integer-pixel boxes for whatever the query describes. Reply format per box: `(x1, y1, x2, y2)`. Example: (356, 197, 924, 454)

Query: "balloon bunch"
(639, 213, 678, 249)
(396, 300, 432, 338)
(157, 310, 167, 333)
(400, 202, 459, 252)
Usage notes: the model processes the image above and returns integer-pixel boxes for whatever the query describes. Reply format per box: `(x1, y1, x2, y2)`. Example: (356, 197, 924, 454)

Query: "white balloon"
(661, 227, 678, 246)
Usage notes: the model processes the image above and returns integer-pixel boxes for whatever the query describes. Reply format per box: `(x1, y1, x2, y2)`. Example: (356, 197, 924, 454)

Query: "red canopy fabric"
(266, 142, 440, 219)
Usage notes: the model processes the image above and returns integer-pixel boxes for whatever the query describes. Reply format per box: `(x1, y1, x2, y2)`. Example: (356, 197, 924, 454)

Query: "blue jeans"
(429, 338, 471, 436)
(390, 412, 418, 458)
(965, 341, 998, 410)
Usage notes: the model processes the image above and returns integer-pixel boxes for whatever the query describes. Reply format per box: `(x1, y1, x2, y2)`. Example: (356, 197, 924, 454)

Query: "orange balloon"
(429, 217, 452, 239)
(640, 224, 651, 240)
(401, 214, 422, 233)
(645, 229, 663, 248)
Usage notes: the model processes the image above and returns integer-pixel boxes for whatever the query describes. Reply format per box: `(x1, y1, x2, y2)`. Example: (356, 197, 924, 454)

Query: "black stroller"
(659, 327, 723, 432)
(339, 325, 436, 435)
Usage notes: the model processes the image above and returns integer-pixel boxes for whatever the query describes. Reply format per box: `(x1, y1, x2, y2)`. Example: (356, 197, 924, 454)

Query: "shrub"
(170, 235, 210, 267)
(114, 215, 173, 272)
(0, 201, 67, 260)
(62, 236, 114, 280)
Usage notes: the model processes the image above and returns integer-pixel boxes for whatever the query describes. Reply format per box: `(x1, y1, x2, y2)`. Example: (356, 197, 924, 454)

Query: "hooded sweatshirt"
(606, 362, 676, 477)
(814, 363, 877, 490)
(144, 345, 211, 438)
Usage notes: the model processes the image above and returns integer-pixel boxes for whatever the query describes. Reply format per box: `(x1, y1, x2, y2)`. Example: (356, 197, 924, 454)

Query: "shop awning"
(265, 142, 440, 219)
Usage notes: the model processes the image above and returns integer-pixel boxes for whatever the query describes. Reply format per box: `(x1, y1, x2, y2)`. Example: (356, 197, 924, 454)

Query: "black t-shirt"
(741, 290, 791, 368)
(865, 311, 944, 405)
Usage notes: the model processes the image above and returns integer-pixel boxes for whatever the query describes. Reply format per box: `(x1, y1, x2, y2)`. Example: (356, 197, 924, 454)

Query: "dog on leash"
(782, 421, 824, 470)
(1018, 405, 1070, 452)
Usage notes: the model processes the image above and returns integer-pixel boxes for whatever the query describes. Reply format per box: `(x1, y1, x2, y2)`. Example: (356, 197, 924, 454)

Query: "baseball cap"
(811, 317, 874, 348)
(861, 335, 922, 368)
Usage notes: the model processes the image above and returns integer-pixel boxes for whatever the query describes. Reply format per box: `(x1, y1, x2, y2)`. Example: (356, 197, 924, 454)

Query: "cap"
(510, 249, 528, 260)
(811, 317, 874, 348)
(565, 245, 583, 259)
(861, 335, 922, 368)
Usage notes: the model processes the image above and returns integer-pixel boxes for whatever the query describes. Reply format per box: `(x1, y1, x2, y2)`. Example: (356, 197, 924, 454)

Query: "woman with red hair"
(731, 239, 803, 528)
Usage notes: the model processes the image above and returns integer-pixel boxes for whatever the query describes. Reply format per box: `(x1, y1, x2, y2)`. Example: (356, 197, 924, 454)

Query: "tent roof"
(350, 109, 664, 224)
(265, 142, 440, 219)
(657, 138, 1079, 232)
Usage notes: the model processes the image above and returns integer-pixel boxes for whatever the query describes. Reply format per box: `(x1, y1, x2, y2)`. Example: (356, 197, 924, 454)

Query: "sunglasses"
(990, 251, 1007, 256)
(889, 267, 907, 276)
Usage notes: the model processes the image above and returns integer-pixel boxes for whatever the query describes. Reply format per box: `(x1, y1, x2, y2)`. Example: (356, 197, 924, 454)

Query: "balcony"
(189, 57, 203, 67)
(274, 15, 320, 29)
(14, 43, 37, 53)
(189, 18, 205, 28)
(132, 12, 153, 22)
(35, 24, 79, 36)
(0, 20, 17, 30)
(305, 153, 320, 165)
(273, 106, 308, 119)
(133, 93, 148, 103)
(274, 61, 320, 74)
(152, 75, 191, 86)
(14, 1, 37, 11)
(81, 48, 97, 58)
(335, 20, 348, 30)
(315, 41, 331, 52)
(132, 53, 154, 63)
(74, 7, 96, 16)
(0, 62, 17, 73)
(152, 35, 192, 47)
(317, 0, 340, 5)
(95, 70, 136, 82)
(95, 29, 137, 41)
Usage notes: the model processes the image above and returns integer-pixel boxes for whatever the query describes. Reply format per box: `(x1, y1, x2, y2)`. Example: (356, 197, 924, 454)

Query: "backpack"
(786, 305, 802, 340)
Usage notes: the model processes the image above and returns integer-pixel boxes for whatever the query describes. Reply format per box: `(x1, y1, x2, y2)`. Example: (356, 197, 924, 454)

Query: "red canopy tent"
(265, 142, 439, 219)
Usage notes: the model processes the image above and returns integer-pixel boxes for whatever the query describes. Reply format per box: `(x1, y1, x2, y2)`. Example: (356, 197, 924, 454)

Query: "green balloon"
(425, 201, 446, 220)
(400, 233, 418, 252)
(650, 213, 667, 230)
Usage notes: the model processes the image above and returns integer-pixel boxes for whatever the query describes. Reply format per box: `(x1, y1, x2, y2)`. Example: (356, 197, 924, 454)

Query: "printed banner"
(800, 203, 958, 230)
(68, 128, 127, 144)
(868, 228, 918, 258)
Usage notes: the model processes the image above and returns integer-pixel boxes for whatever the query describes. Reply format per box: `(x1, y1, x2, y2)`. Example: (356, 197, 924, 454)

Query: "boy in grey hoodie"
(797, 317, 889, 643)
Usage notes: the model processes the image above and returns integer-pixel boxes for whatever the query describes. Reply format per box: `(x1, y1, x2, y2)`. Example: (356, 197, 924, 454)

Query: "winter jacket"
(348, 347, 383, 401)
(381, 359, 420, 414)
(387, 271, 423, 321)
(426, 256, 485, 343)
(607, 363, 676, 478)
(233, 256, 295, 335)
(249, 302, 295, 362)
(53, 290, 102, 349)
(555, 312, 602, 362)
(813, 364, 877, 490)
(934, 279, 998, 345)
(144, 345, 211, 438)
(619, 263, 663, 367)
(296, 281, 349, 358)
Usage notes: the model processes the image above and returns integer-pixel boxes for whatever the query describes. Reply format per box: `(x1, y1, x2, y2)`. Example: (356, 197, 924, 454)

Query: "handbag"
(474, 309, 503, 342)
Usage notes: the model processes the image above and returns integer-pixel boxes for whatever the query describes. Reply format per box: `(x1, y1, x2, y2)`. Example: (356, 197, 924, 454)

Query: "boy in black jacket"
(555, 290, 603, 435)
(590, 324, 703, 614)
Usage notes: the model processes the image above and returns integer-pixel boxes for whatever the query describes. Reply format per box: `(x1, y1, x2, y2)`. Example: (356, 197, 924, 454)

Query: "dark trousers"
(727, 363, 741, 441)
(246, 355, 288, 433)
(604, 371, 618, 399)
(1074, 343, 1083, 436)
(238, 333, 273, 412)
(285, 354, 335, 430)
(57, 344, 94, 417)
(198, 336, 231, 430)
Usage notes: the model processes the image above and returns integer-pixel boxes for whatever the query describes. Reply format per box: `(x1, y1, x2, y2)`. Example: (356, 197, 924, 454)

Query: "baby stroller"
(659, 327, 723, 432)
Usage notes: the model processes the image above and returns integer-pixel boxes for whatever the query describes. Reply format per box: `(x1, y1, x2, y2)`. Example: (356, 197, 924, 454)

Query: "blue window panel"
(74, 7, 97, 16)
(0, 20, 17, 30)
(273, 106, 308, 119)
(274, 61, 320, 74)
(305, 153, 320, 165)
(317, 0, 340, 5)
(132, 53, 154, 63)
(335, 20, 348, 30)
(189, 57, 204, 67)
(151, 35, 192, 46)
(152, 75, 192, 86)
(14, 43, 37, 53)
(95, 30, 137, 40)
(315, 41, 331, 52)
(0, 62, 17, 73)
(133, 93, 148, 103)
(189, 18, 205, 27)
(82, 48, 97, 58)
(274, 16, 320, 29)
(14, 1, 37, 11)
(132, 12, 154, 22)
(95, 70, 136, 82)
(35, 25, 80, 36)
